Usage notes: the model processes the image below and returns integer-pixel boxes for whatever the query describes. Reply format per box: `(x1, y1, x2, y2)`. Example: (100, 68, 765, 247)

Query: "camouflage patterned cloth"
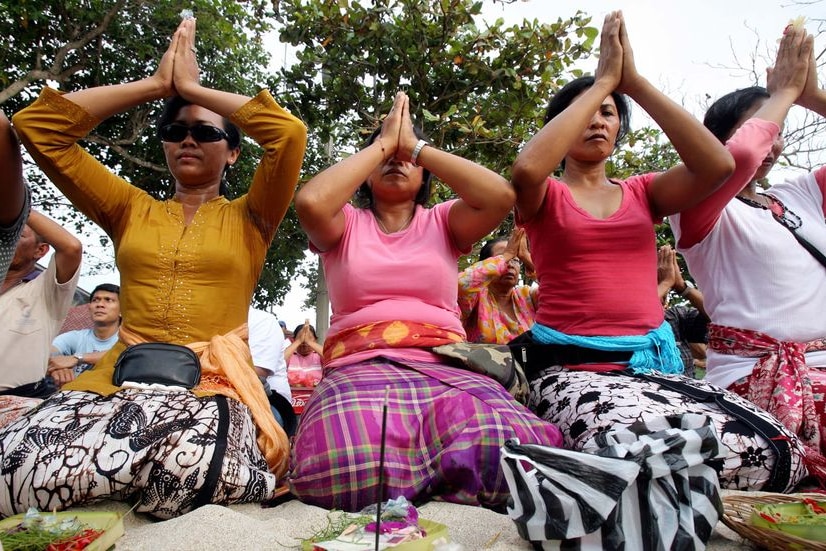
(433, 342, 529, 404)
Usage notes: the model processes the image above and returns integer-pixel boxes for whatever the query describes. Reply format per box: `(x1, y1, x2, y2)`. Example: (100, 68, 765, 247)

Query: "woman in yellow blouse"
(2, 18, 306, 518)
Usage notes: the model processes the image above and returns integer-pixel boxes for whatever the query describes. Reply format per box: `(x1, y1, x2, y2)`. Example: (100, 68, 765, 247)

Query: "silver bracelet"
(410, 139, 427, 166)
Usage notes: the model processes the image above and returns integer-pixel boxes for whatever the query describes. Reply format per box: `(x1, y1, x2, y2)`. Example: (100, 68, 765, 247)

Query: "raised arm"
(295, 92, 406, 251)
(673, 26, 812, 248)
(174, 18, 306, 239)
(510, 12, 623, 223)
(395, 96, 514, 251)
(26, 210, 82, 284)
(615, 15, 733, 218)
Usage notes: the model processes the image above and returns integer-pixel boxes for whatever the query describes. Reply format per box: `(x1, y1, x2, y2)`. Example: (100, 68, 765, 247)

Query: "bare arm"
(615, 15, 733, 218)
(63, 24, 178, 118)
(170, 18, 253, 117)
(510, 12, 623, 223)
(305, 339, 324, 356)
(0, 112, 26, 226)
(295, 94, 402, 251)
(673, 28, 812, 248)
(395, 96, 514, 250)
(413, 150, 513, 251)
(26, 211, 81, 284)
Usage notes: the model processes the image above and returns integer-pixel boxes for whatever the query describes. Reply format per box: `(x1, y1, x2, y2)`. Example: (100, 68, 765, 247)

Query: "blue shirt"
(52, 328, 119, 375)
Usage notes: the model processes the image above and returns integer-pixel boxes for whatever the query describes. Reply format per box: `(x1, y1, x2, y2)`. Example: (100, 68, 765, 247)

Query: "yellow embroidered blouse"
(13, 87, 307, 396)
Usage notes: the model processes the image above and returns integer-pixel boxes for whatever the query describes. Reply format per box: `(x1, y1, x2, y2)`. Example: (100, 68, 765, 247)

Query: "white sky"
(79, 0, 825, 331)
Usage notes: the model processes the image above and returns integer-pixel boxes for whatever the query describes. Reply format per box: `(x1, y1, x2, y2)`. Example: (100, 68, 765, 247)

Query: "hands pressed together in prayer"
(376, 91, 426, 164)
(152, 17, 202, 100)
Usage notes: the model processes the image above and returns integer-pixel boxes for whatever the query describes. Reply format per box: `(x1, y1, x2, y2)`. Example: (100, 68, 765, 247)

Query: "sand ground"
(71, 490, 758, 550)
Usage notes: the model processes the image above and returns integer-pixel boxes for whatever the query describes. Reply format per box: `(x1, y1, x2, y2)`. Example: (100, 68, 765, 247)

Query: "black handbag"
(113, 342, 201, 389)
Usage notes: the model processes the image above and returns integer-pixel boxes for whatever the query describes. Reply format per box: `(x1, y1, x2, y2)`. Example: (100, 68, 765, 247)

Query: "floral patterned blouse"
(458, 255, 538, 344)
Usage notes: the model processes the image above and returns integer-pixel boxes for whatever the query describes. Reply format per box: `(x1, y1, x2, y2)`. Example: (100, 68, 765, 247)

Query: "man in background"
(249, 307, 295, 434)
(49, 283, 121, 385)
(0, 211, 82, 397)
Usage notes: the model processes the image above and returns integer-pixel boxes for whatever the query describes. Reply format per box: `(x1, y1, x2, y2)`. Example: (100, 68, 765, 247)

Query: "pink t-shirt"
(287, 351, 323, 387)
(519, 175, 664, 336)
(316, 201, 468, 366)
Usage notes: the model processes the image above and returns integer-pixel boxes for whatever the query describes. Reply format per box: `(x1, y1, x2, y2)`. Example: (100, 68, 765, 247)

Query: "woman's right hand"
(767, 25, 811, 102)
(594, 11, 623, 92)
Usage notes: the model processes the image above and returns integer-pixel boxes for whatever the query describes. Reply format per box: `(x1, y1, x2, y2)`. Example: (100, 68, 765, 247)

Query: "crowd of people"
(0, 10, 824, 525)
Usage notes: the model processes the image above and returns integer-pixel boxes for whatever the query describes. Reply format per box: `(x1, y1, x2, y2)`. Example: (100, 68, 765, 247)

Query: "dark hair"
(90, 283, 120, 301)
(479, 237, 508, 261)
(355, 126, 434, 208)
(157, 96, 242, 196)
(703, 86, 769, 143)
(544, 75, 631, 151)
(293, 323, 317, 340)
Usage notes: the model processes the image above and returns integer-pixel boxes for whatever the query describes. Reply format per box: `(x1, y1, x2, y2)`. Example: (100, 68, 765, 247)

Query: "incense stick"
(375, 385, 390, 551)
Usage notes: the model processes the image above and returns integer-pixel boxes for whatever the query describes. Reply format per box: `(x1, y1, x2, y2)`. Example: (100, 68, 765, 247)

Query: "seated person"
(290, 91, 561, 511)
(285, 320, 323, 388)
(458, 227, 538, 344)
(248, 306, 295, 432)
(0, 210, 82, 398)
(670, 25, 826, 466)
(0, 110, 30, 282)
(511, 14, 808, 493)
(49, 283, 121, 385)
(1, 18, 306, 519)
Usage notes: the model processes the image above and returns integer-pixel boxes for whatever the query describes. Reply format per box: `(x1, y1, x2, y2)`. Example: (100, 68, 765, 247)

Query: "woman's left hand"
(396, 94, 422, 163)
(616, 13, 643, 96)
(173, 18, 201, 98)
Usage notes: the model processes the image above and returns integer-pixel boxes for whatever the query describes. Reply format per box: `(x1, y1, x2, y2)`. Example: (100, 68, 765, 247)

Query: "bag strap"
(193, 394, 230, 508)
(737, 194, 826, 269)
(788, 229, 826, 268)
(627, 372, 793, 492)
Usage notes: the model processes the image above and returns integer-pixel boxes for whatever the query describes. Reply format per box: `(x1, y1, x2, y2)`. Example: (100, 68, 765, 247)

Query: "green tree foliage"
(0, 0, 306, 307)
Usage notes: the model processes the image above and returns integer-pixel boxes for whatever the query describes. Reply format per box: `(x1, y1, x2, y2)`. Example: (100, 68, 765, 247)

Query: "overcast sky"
(81, 0, 826, 330)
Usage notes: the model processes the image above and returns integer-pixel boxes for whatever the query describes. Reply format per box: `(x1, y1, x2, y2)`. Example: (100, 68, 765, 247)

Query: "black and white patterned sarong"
(0, 389, 278, 519)
(529, 367, 808, 492)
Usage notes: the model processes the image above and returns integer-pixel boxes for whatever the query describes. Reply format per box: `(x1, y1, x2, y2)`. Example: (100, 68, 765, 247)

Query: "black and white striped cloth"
(501, 414, 725, 550)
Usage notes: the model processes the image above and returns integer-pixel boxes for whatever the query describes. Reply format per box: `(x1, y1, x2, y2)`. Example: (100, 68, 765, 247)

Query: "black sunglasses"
(159, 123, 229, 143)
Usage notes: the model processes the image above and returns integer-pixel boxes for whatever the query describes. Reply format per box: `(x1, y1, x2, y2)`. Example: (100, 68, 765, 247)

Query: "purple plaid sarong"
(288, 358, 562, 512)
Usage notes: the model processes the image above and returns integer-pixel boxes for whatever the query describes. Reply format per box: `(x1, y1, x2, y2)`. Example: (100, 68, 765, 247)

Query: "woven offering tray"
(722, 492, 826, 550)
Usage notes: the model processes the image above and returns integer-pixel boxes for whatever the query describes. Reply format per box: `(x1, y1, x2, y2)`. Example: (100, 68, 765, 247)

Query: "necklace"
(375, 210, 415, 234)
(736, 193, 802, 230)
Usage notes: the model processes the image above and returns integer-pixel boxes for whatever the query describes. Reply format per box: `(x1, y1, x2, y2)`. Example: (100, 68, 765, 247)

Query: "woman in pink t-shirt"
(284, 322, 323, 387)
(289, 91, 562, 511)
(509, 12, 809, 493)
